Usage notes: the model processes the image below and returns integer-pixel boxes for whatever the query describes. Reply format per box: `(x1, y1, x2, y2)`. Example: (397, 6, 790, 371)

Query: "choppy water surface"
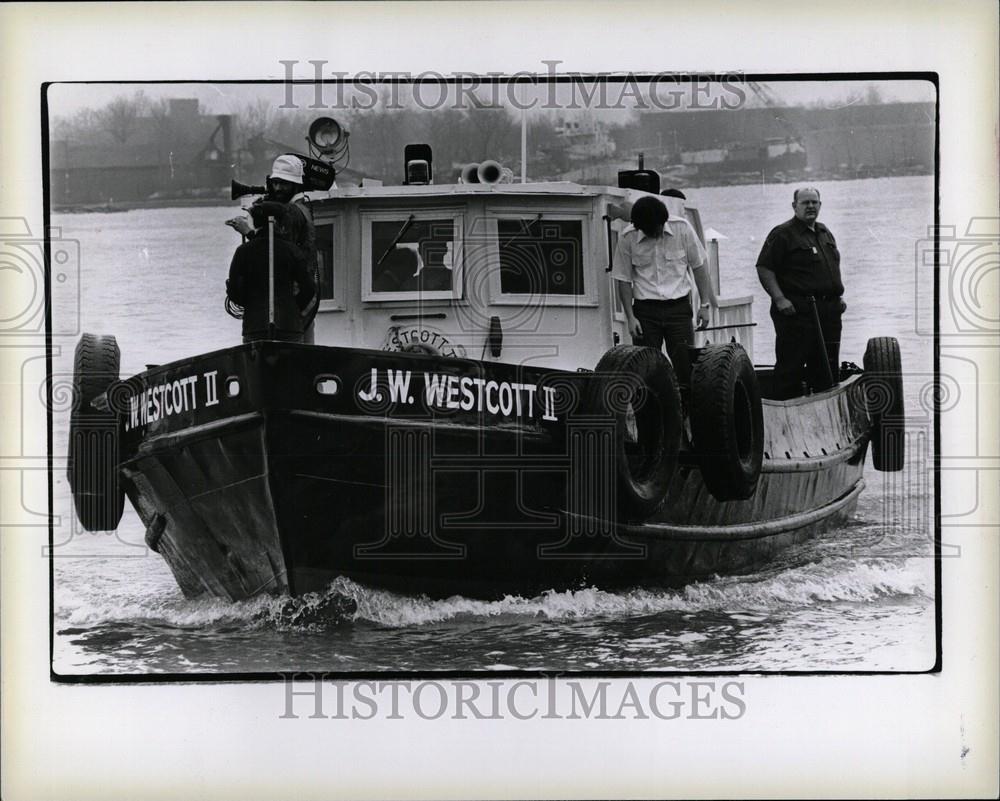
(50, 176, 936, 675)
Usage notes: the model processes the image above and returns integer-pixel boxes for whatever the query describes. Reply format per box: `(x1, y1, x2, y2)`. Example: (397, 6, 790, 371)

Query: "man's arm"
(285, 243, 317, 326)
(611, 232, 642, 339)
(679, 223, 716, 327)
(226, 216, 253, 237)
(756, 266, 795, 316)
(616, 279, 642, 339)
(290, 199, 318, 274)
(227, 248, 245, 305)
(755, 232, 795, 316)
(691, 263, 717, 329)
(294, 268, 317, 311)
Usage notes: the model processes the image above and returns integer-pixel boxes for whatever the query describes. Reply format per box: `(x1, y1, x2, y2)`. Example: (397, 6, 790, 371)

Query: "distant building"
(640, 103, 934, 175)
(50, 98, 234, 206)
(678, 137, 807, 179)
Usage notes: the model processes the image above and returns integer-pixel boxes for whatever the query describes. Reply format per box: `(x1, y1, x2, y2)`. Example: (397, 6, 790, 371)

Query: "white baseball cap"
(271, 154, 304, 184)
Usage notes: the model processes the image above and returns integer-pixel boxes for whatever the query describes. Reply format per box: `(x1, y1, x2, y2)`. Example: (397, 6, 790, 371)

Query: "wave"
(345, 557, 931, 628)
(55, 554, 932, 633)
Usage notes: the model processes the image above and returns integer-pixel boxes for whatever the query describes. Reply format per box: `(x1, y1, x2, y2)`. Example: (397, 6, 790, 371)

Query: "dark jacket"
(756, 217, 843, 298)
(284, 200, 317, 274)
(249, 199, 316, 275)
(227, 233, 316, 341)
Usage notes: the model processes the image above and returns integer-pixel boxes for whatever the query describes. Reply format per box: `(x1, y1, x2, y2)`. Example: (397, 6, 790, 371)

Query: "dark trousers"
(770, 296, 842, 400)
(631, 296, 695, 388)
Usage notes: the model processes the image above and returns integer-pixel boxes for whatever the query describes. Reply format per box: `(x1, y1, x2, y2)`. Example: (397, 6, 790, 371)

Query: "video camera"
(231, 153, 336, 200)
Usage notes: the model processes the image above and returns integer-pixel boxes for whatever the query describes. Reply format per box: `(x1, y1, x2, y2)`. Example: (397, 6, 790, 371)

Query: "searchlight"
(307, 117, 349, 158)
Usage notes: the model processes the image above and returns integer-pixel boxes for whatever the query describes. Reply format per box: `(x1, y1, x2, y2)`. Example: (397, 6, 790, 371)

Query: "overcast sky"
(48, 78, 935, 124)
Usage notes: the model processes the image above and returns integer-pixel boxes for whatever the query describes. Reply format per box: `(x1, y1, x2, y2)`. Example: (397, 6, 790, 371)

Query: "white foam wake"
(54, 556, 931, 631)
(340, 557, 932, 628)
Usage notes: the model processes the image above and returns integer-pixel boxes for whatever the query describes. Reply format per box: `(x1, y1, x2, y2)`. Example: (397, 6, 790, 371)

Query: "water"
(50, 176, 936, 676)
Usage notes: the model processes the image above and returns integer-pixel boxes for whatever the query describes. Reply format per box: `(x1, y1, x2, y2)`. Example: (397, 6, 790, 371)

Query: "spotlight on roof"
(307, 117, 348, 156)
(404, 144, 433, 185)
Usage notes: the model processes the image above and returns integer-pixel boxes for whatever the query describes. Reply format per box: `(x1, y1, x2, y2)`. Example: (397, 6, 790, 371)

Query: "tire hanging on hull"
(689, 343, 764, 501)
(862, 336, 905, 472)
(67, 333, 125, 531)
(585, 345, 683, 521)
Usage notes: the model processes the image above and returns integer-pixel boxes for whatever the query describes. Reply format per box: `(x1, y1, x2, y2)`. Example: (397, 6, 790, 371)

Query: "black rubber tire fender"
(690, 343, 765, 501)
(67, 333, 125, 531)
(862, 336, 905, 472)
(585, 345, 683, 521)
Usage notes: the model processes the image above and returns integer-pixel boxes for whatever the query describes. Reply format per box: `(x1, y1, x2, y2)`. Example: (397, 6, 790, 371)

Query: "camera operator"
(226, 203, 316, 344)
(226, 155, 318, 340)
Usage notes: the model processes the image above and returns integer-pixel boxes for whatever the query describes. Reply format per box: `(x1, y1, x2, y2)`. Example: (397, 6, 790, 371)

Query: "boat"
(673, 137, 808, 180)
(65, 116, 905, 601)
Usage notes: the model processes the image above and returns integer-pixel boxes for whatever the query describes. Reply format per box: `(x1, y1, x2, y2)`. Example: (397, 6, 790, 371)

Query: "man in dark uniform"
(756, 187, 847, 400)
(226, 204, 317, 344)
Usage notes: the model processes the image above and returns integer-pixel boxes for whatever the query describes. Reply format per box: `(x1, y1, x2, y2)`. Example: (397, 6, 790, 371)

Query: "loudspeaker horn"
(477, 160, 503, 185)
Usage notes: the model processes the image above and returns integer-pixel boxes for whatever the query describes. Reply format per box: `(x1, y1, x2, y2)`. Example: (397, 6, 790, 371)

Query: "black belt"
(788, 293, 841, 302)
(634, 295, 691, 305)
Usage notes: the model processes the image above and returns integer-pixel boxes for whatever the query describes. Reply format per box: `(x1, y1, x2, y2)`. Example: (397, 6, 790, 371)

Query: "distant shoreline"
(52, 197, 234, 214)
(51, 170, 932, 214)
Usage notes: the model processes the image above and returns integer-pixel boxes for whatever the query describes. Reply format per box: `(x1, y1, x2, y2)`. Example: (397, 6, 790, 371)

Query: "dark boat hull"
(119, 342, 870, 600)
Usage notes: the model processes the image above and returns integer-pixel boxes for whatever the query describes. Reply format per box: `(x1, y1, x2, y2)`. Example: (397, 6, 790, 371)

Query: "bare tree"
(463, 104, 518, 163)
(147, 97, 171, 123)
(144, 98, 174, 178)
(343, 90, 417, 180)
(52, 107, 101, 143)
(237, 97, 275, 142)
(231, 98, 276, 173)
(421, 107, 474, 171)
(98, 92, 148, 144)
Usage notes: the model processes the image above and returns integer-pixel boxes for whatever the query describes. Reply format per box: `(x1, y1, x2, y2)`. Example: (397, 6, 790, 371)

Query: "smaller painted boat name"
(124, 370, 220, 431)
(382, 325, 467, 359)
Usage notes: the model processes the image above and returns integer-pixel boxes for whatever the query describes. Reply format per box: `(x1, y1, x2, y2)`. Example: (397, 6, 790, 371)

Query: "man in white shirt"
(612, 194, 718, 388)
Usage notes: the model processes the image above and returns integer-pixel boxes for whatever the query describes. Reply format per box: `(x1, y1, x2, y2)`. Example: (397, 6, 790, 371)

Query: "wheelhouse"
(307, 182, 754, 371)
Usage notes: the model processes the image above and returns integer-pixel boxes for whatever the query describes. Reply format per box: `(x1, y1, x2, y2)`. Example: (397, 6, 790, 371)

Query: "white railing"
(694, 295, 755, 360)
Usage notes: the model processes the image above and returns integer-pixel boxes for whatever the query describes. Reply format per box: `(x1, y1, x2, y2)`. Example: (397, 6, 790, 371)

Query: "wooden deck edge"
(627, 479, 865, 542)
(762, 438, 867, 473)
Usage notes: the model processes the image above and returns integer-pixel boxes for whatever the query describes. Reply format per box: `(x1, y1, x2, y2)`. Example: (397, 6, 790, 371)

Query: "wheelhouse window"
(497, 218, 584, 297)
(315, 223, 334, 300)
(362, 211, 463, 302)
